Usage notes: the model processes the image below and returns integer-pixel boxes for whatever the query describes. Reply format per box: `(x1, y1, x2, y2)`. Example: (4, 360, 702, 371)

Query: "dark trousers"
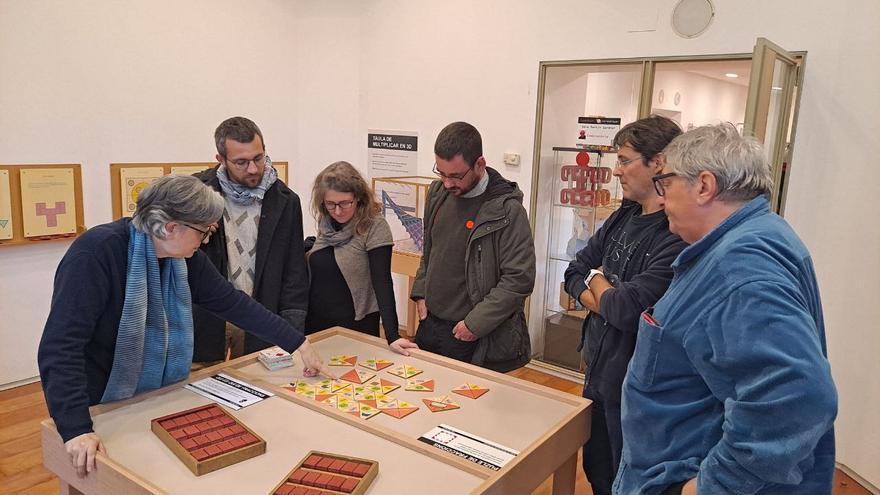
(582, 386, 623, 495)
(415, 312, 478, 363)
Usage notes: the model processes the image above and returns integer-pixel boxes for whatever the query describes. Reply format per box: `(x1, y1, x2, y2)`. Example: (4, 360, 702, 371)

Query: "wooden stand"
(391, 251, 421, 338)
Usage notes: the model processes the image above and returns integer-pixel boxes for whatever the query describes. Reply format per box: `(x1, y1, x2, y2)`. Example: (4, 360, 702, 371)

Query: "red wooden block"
(180, 438, 197, 450)
(302, 471, 320, 486)
(315, 473, 333, 489)
(304, 490, 321, 495)
(228, 436, 245, 448)
(219, 416, 236, 427)
(192, 434, 209, 446)
(303, 454, 322, 469)
(339, 461, 358, 476)
(240, 433, 258, 446)
(229, 424, 245, 434)
(170, 429, 187, 440)
(351, 463, 369, 477)
(288, 468, 308, 484)
(197, 410, 213, 420)
(217, 440, 235, 452)
(206, 431, 222, 442)
(185, 413, 200, 423)
(182, 426, 199, 436)
(317, 457, 334, 470)
(191, 449, 210, 461)
(274, 485, 294, 495)
(204, 445, 221, 456)
(328, 459, 346, 473)
(327, 475, 345, 490)
(207, 418, 223, 428)
(290, 488, 308, 495)
(339, 477, 358, 493)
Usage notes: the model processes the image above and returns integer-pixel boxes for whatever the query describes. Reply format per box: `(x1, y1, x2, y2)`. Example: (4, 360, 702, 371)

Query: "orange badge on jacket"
(465, 220, 475, 230)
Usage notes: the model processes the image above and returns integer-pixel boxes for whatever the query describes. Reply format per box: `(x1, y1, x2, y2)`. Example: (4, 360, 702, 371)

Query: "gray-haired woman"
(38, 175, 328, 477)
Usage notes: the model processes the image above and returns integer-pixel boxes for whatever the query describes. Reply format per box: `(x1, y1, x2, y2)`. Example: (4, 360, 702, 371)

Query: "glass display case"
(538, 147, 620, 371)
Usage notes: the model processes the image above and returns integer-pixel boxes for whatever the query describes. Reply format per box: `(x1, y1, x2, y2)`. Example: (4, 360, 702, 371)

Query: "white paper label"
(185, 373, 274, 410)
(418, 424, 519, 471)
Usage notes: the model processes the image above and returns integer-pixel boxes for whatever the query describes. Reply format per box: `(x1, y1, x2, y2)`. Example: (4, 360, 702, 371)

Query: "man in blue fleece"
(615, 124, 837, 495)
(564, 115, 687, 495)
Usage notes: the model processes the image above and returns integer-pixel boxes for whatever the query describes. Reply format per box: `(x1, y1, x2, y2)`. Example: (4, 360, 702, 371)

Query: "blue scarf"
(101, 223, 194, 403)
(216, 159, 278, 206)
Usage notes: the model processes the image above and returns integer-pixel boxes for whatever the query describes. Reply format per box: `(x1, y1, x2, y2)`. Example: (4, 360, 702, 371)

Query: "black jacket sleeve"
(598, 230, 687, 333)
(278, 194, 309, 331)
(563, 209, 620, 301)
(38, 252, 110, 443)
(367, 245, 399, 343)
(188, 252, 305, 352)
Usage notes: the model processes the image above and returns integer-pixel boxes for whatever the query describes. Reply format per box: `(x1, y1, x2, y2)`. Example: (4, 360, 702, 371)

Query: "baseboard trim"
(525, 359, 586, 384)
(837, 463, 879, 494)
(0, 375, 40, 391)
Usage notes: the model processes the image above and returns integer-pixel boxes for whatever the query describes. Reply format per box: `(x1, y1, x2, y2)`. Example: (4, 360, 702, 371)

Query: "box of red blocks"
(269, 450, 378, 495)
(151, 403, 266, 476)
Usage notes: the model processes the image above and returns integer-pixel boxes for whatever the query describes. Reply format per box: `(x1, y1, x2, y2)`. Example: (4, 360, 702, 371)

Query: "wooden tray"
(151, 403, 266, 476)
(269, 450, 378, 495)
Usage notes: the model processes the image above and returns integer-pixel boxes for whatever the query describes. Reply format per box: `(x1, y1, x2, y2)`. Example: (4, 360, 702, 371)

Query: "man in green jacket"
(410, 121, 536, 372)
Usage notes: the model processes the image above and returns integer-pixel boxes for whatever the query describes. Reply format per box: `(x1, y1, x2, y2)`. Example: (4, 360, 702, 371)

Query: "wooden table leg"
(551, 451, 578, 495)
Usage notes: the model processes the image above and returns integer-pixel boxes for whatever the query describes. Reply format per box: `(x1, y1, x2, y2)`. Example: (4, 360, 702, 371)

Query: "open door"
(744, 38, 803, 214)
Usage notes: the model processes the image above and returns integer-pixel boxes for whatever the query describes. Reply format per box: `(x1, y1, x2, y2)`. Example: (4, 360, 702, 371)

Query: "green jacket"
(411, 168, 536, 372)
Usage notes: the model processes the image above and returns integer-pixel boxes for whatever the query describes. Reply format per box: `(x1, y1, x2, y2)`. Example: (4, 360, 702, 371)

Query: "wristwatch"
(584, 269, 604, 290)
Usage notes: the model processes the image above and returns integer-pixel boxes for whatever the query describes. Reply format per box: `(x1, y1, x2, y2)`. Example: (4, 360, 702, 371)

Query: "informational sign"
(0, 170, 12, 240)
(169, 165, 211, 176)
(185, 373, 274, 410)
(418, 424, 519, 471)
(367, 129, 418, 178)
(575, 117, 621, 151)
(19, 168, 77, 237)
(120, 167, 165, 215)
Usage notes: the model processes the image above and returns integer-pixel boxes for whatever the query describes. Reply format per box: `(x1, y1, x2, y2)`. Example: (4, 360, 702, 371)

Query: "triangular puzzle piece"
(451, 383, 490, 399)
(358, 402, 382, 420)
(286, 381, 316, 399)
(405, 378, 435, 392)
(376, 397, 400, 410)
(320, 394, 338, 408)
(314, 393, 336, 403)
(329, 355, 358, 366)
(329, 380, 351, 393)
(388, 364, 423, 379)
(316, 379, 335, 392)
(365, 378, 400, 394)
(336, 396, 360, 416)
(340, 368, 376, 385)
(334, 384, 355, 399)
(354, 387, 390, 401)
(382, 400, 419, 419)
(422, 395, 461, 413)
(359, 358, 394, 371)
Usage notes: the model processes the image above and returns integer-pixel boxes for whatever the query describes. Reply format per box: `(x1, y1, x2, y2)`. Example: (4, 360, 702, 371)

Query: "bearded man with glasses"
(191, 116, 309, 366)
(409, 121, 535, 372)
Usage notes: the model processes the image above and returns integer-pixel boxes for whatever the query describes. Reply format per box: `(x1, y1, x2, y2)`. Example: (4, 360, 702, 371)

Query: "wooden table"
(42, 328, 591, 495)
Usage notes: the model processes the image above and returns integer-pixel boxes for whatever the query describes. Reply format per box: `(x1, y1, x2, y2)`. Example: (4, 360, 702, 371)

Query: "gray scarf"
(217, 159, 278, 206)
(310, 215, 394, 320)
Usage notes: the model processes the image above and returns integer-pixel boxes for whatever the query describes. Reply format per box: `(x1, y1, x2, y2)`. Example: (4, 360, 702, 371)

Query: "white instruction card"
(185, 373, 273, 410)
(418, 424, 519, 471)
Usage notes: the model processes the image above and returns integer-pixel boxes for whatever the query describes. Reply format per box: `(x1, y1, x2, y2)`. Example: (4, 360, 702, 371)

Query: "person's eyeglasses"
(652, 172, 678, 197)
(224, 154, 268, 170)
(433, 163, 473, 181)
(615, 154, 645, 168)
(183, 223, 212, 242)
(324, 200, 356, 211)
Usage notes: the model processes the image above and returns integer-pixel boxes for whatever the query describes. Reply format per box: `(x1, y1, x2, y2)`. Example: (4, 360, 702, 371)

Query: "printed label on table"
(185, 373, 274, 410)
(418, 424, 519, 471)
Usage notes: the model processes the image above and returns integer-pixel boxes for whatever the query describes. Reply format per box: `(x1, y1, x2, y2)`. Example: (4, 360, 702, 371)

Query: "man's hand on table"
(65, 432, 106, 477)
(389, 337, 419, 356)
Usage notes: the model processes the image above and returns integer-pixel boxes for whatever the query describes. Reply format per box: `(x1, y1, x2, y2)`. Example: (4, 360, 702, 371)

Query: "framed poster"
(169, 165, 212, 176)
(19, 168, 78, 237)
(120, 167, 165, 216)
(0, 169, 12, 240)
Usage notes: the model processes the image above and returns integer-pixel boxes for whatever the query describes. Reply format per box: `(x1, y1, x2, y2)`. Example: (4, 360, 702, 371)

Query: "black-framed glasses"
(183, 223, 212, 242)
(324, 200, 356, 211)
(615, 154, 644, 168)
(224, 153, 269, 170)
(433, 163, 473, 181)
(652, 172, 678, 197)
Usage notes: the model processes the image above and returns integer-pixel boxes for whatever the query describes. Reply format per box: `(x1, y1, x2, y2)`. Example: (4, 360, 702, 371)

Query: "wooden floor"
(0, 369, 870, 495)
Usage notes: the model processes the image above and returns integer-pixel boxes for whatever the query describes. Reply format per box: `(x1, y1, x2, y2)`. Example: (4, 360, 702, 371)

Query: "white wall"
(652, 70, 748, 128)
(0, 0, 364, 384)
(1, 0, 878, 487)
(357, 0, 880, 487)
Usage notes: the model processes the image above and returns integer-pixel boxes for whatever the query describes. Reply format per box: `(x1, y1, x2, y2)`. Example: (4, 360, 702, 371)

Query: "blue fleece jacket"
(38, 219, 306, 443)
(615, 197, 837, 495)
